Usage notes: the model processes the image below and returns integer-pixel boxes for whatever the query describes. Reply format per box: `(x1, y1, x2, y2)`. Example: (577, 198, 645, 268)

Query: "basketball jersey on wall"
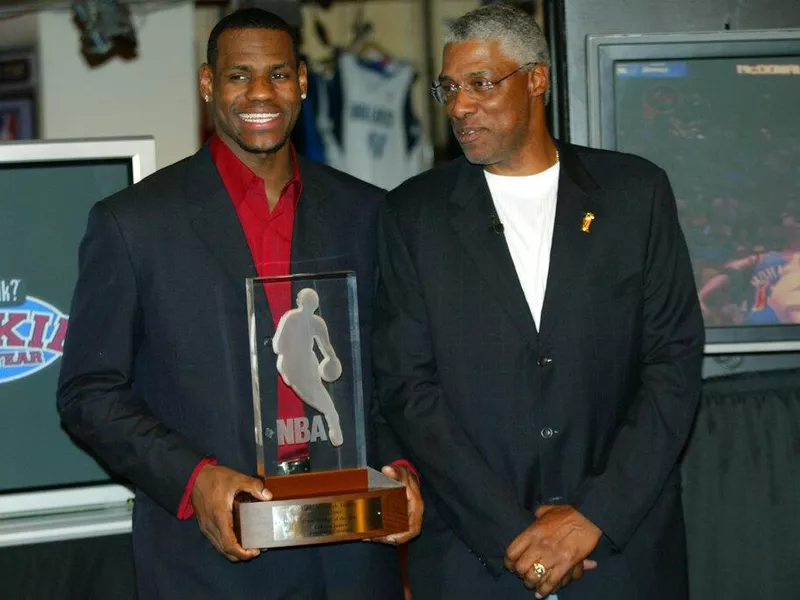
(318, 52, 431, 190)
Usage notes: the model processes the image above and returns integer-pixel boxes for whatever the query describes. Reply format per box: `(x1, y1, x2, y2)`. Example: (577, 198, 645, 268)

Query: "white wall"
(38, 3, 198, 169)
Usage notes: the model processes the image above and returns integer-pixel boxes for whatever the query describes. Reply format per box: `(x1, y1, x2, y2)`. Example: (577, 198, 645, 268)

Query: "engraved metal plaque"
(272, 497, 382, 541)
(234, 468, 408, 549)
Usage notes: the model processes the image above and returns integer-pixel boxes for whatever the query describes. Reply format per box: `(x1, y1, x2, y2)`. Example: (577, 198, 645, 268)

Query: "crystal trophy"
(234, 271, 408, 548)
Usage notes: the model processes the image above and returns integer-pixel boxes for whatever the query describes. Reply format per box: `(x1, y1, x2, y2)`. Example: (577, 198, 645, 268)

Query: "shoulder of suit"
(298, 156, 384, 201)
(564, 142, 667, 185)
(384, 156, 466, 212)
(96, 152, 194, 217)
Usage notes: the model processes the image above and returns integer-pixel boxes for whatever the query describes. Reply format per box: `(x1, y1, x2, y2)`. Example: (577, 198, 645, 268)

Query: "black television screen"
(587, 30, 800, 353)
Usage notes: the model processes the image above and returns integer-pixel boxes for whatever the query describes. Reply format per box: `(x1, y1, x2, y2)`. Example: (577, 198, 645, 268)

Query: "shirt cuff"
(390, 459, 420, 485)
(177, 457, 217, 520)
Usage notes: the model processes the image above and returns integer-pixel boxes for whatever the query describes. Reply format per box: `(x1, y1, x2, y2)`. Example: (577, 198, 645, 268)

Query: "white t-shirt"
(484, 162, 560, 330)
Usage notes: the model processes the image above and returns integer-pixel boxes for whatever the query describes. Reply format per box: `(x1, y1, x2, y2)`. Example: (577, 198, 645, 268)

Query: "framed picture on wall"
(0, 49, 37, 93)
(0, 97, 34, 140)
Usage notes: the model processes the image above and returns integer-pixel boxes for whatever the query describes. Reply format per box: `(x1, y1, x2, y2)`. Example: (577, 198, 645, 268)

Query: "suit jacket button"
(537, 356, 553, 367)
(540, 427, 554, 439)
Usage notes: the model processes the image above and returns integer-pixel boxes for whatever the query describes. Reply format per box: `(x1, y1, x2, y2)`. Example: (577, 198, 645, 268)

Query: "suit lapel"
(183, 144, 273, 341)
(184, 153, 336, 346)
(183, 145, 258, 291)
(538, 143, 602, 346)
(291, 160, 332, 275)
(448, 160, 539, 343)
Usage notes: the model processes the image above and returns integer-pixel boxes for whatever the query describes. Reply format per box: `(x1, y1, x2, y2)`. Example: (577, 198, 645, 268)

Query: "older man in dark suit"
(373, 4, 704, 599)
(57, 8, 421, 599)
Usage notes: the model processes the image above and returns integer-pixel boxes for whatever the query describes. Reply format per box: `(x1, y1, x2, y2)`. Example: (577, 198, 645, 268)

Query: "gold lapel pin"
(581, 212, 595, 233)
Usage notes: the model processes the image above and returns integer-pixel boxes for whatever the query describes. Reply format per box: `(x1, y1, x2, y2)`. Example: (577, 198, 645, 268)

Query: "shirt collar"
(209, 133, 302, 209)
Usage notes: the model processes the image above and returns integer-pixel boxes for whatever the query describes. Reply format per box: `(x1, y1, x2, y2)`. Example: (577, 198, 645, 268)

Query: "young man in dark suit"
(57, 9, 421, 599)
(374, 4, 704, 599)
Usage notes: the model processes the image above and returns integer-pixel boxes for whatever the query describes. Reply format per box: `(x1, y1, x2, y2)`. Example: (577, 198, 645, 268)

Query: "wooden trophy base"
(234, 467, 409, 549)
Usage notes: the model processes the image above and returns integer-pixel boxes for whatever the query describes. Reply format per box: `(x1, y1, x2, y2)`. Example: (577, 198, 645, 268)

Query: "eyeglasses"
(430, 62, 536, 105)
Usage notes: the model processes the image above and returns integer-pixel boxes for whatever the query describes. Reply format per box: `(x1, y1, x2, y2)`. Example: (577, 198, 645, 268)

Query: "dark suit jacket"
(57, 145, 405, 599)
(373, 143, 705, 599)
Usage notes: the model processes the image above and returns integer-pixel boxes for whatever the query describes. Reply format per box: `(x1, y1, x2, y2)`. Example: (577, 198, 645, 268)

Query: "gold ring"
(531, 562, 547, 579)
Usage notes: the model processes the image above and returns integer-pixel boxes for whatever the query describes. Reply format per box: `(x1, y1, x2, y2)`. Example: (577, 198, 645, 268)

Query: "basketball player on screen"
(698, 212, 800, 324)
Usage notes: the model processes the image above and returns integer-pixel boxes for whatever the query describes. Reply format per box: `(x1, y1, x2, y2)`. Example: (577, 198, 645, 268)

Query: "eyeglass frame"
(430, 62, 537, 105)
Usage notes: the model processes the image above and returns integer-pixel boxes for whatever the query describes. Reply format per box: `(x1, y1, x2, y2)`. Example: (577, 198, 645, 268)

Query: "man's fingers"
(378, 465, 423, 544)
(382, 465, 404, 482)
(534, 504, 558, 518)
(505, 530, 532, 563)
(229, 475, 269, 557)
(193, 465, 268, 561)
(240, 476, 272, 502)
(213, 498, 259, 561)
(534, 572, 559, 599)
(507, 505, 602, 595)
(371, 479, 421, 546)
(383, 516, 422, 544)
(220, 532, 259, 561)
(509, 538, 598, 593)
(371, 534, 403, 546)
(521, 564, 540, 589)
(218, 531, 259, 561)
(514, 548, 572, 597)
(529, 558, 590, 598)
(199, 516, 248, 562)
(518, 554, 596, 597)
(407, 487, 423, 536)
(379, 519, 419, 545)
(225, 545, 259, 562)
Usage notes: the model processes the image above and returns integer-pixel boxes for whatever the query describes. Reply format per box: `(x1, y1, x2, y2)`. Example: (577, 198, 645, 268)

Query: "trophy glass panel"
(246, 271, 367, 479)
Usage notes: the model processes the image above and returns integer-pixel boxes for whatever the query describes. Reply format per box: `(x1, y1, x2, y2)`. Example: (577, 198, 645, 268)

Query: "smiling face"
(440, 38, 549, 174)
(199, 27, 307, 160)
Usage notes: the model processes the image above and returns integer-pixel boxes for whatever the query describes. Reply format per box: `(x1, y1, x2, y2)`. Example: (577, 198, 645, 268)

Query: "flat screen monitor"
(587, 30, 800, 354)
(0, 137, 155, 542)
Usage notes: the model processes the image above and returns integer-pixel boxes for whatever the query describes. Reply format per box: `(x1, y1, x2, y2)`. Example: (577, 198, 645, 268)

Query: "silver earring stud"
(203, 95, 210, 102)
(301, 93, 307, 100)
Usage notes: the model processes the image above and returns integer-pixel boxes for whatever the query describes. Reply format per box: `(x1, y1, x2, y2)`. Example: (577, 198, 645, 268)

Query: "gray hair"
(443, 3, 551, 69)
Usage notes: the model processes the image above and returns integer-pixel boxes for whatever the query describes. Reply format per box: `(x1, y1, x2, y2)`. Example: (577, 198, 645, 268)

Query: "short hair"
(206, 8, 299, 69)
(443, 4, 551, 69)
